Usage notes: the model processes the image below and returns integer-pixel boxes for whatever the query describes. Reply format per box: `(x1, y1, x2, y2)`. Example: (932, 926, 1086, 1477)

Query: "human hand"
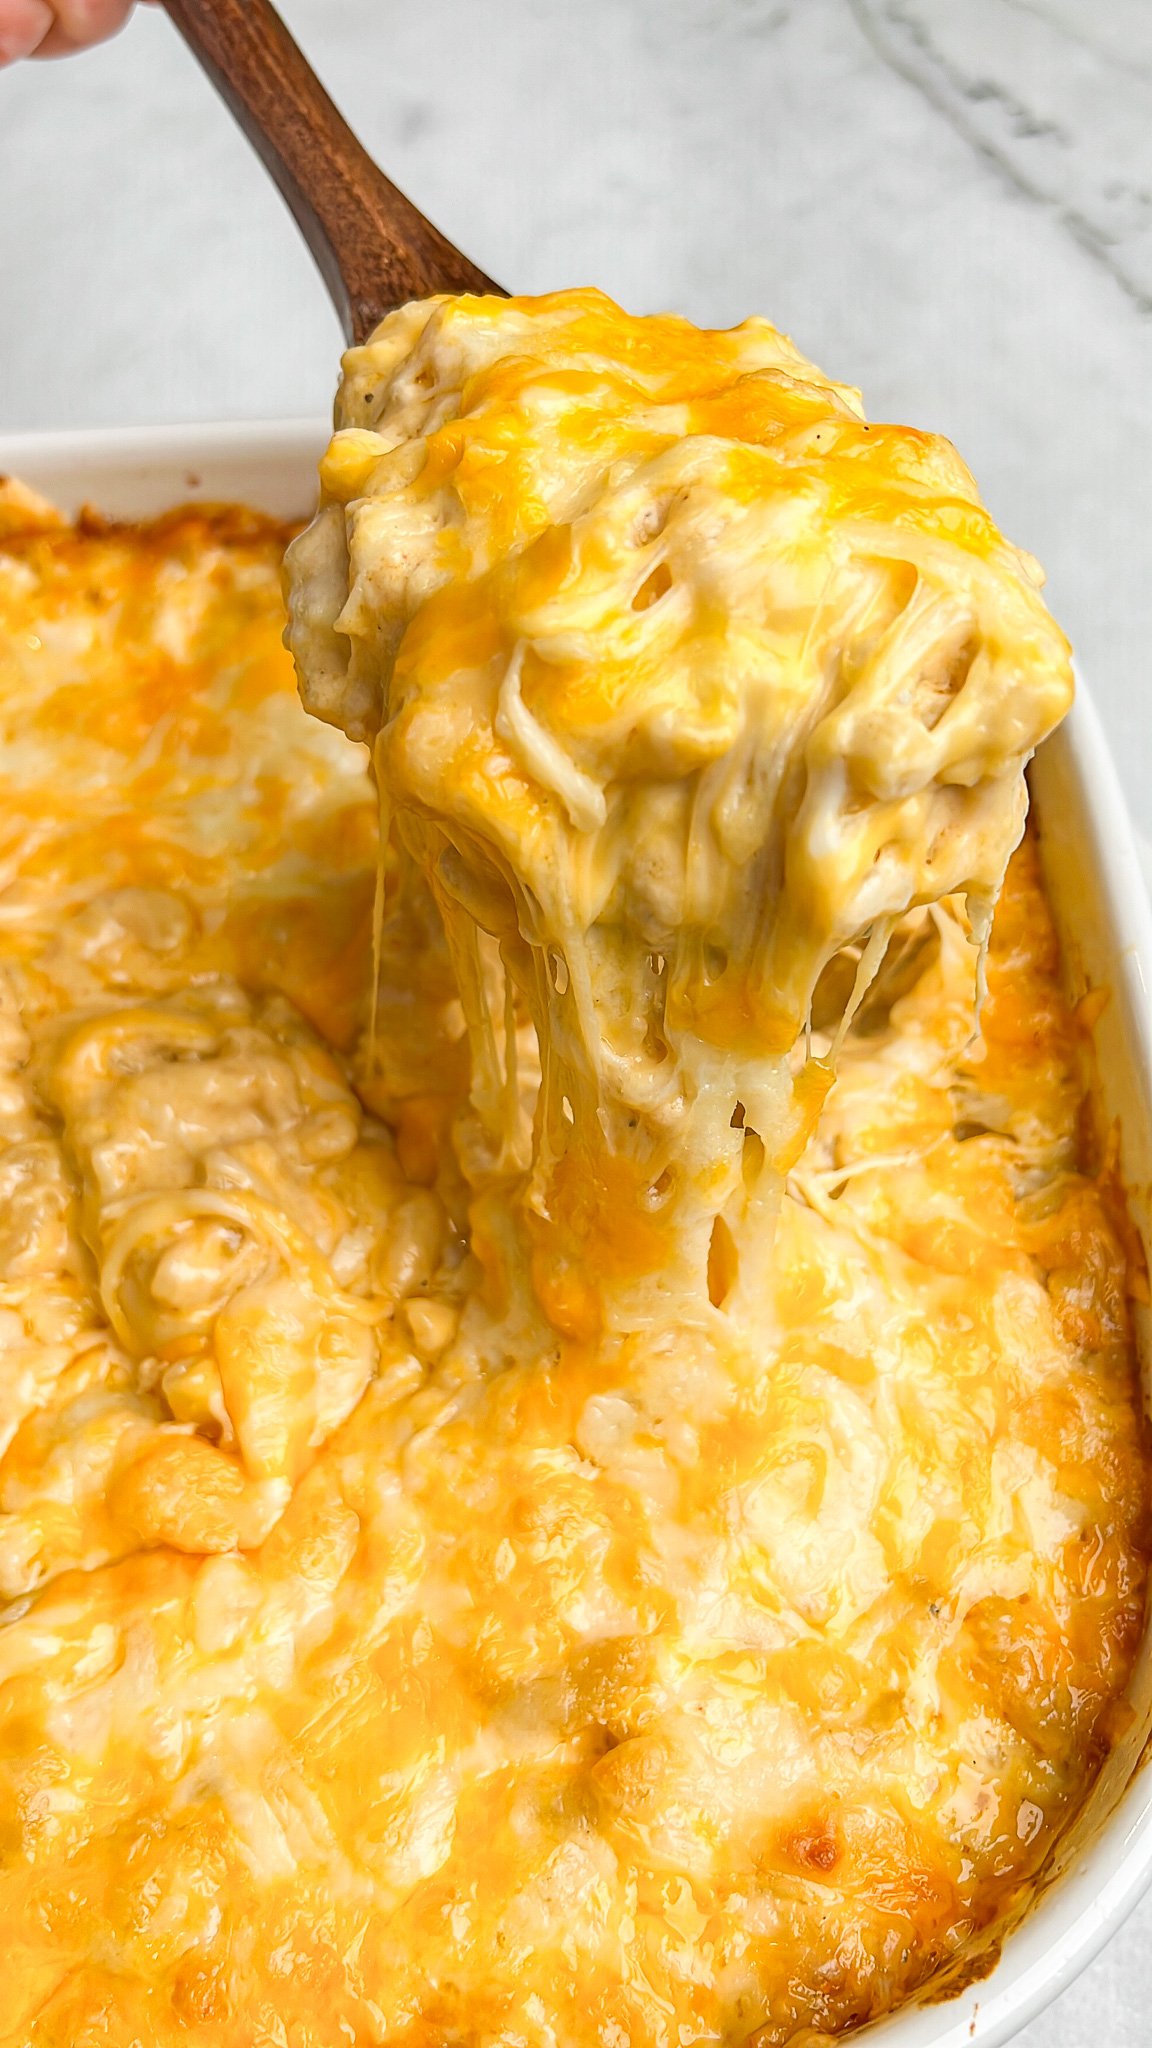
(0, 0, 144, 63)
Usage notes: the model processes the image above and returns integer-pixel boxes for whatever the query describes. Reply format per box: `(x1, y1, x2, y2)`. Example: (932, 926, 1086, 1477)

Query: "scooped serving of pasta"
(0, 289, 1147, 2048)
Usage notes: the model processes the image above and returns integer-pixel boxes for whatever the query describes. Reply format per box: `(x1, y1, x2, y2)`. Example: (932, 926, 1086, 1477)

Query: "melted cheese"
(0, 289, 1144, 2048)
(286, 289, 1074, 1333)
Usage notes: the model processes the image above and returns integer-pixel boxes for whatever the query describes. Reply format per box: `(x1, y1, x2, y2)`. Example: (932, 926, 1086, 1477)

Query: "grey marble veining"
(854, 0, 1152, 311)
(2, 3, 1152, 2039)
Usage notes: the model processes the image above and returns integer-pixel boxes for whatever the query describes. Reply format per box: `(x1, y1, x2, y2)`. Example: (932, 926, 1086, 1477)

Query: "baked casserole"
(0, 291, 1147, 2046)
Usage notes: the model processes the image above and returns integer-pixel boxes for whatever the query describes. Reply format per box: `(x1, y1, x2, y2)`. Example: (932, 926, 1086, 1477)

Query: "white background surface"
(2, 2, 1152, 2039)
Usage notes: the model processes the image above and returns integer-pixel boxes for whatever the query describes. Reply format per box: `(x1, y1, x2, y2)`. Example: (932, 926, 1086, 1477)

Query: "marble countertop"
(2, 2, 1151, 2038)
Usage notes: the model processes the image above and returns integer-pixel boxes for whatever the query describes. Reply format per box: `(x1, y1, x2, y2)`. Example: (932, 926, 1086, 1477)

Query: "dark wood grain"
(161, 0, 504, 344)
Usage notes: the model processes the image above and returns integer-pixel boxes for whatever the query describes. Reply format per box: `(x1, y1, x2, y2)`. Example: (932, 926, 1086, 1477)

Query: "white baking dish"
(2, 418, 1151, 2048)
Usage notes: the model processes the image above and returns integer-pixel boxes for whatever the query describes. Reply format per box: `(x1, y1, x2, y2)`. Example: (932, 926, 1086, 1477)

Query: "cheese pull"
(286, 288, 1073, 1327)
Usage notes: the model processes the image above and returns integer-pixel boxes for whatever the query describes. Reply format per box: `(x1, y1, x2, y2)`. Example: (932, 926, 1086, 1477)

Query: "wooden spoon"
(160, 0, 504, 345)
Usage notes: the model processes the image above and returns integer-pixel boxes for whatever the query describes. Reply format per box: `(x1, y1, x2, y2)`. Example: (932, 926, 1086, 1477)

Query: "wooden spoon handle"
(160, 0, 504, 344)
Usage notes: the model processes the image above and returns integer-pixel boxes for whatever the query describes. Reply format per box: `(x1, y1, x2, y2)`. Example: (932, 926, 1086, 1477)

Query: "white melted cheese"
(286, 287, 1074, 1335)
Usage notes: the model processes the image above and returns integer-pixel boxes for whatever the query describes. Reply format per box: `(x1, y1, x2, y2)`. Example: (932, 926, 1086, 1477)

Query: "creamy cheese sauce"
(0, 292, 1147, 2048)
(286, 289, 1075, 1339)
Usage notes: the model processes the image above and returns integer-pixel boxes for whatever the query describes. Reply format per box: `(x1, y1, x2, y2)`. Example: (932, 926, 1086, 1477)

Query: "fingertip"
(0, 0, 53, 63)
(29, 0, 135, 56)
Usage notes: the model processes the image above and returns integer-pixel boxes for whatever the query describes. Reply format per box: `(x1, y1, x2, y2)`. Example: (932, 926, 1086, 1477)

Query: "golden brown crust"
(0, 501, 1143, 2048)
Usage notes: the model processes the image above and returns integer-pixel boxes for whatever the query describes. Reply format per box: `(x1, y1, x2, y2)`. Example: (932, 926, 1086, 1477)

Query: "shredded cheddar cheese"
(286, 289, 1074, 1334)
(0, 290, 1146, 2048)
